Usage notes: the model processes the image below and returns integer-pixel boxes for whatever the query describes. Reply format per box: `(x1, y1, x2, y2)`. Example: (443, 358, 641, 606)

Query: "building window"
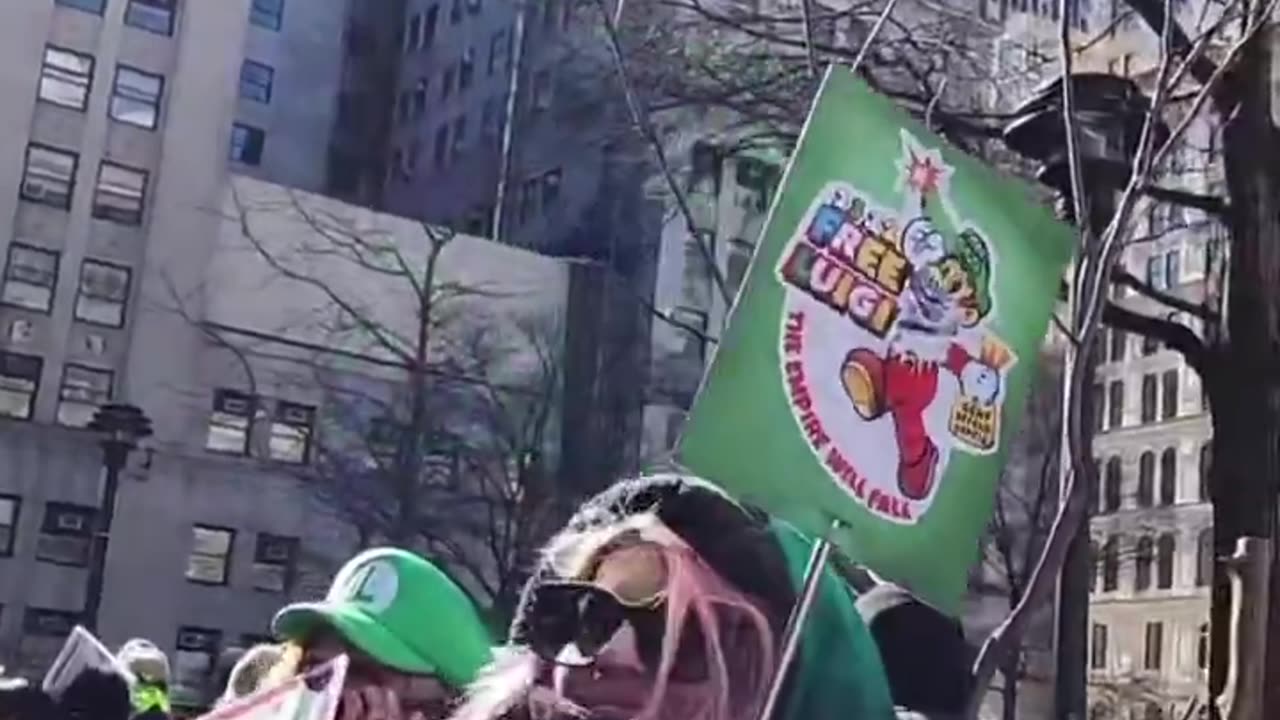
(1088, 537, 1099, 592)
(1090, 623, 1108, 669)
(250, 0, 284, 30)
(1196, 527, 1213, 586)
(75, 260, 132, 327)
(1089, 462, 1101, 515)
(1107, 380, 1124, 428)
(1102, 535, 1119, 591)
(1141, 374, 1157, 423)
(36, 502, 94, 566)
(404, 12, 422, 53)
(269, 401, 314, 463)
(1137, 451, 1154, 508)
(1156, 533, 1175, 589)
(531, 70, 553, 111)
(1103, 457, 1122, 513)
(1146, 254, 1165, 290)
(1143, 621, 1163, 670)
(1199, 443, 1211, 501)
(443, 66, 460, 102)
(481, 97, 500, 137)
(56, 364, 113, 427)
(92, 162, 148, 225)
(110, 66, 164, 129)
(395, 91, 412, 126)
(542, 169, 561, 211)
(230, 123, 266, 166)
(1197, 623, 1209, 669)
(672, 306, 710, 363)
(489, 30, 508, 75)
(433, 123, 449, 168)
(1141, 335, 1159, 356)
(422, 4, 439, 48)
(450, 0, 462, 23)
(1134, 536, 1153, 591)
(173, 628, 221, 707)
(1165, 248, 1181, 287)
(206, 389, 254, 454)
(727, 238, 754, 292)
(186, 525, 234, 584)
(1108, 328, 1125, 362)
(39, 46, 94, 110)
(0, 495, 19, 557)
(21, 608, 81, 674)
(251, 534, 298, 591)
(0, 351, 43, 421)
(452, 114, 468, 157)
(1159, 448, 1177, 505)
(1091, 384, 1104, 432)
(412, 78, 428, 117)
(518, 178, 538, 223)
(55, 0, 106, 14)
(460, 47, 475, 90)
(20, 144, 78, 210)
(1161, 369, 1179, 420)
(239, 60, 274, 103)
(2, 244, 60, 313)
(126, 0, 177, 35)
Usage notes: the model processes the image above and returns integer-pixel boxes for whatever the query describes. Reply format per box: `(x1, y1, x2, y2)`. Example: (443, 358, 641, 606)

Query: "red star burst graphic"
(906, 152, 944, 194)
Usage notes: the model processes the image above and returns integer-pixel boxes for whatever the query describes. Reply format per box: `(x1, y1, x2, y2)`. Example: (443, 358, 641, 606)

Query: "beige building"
(0, 0, 573, 704)
(989, 2, 1224, 717)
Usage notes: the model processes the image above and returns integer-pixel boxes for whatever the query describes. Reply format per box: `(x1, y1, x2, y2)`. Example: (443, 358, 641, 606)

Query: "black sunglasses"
(523, 582, 705, 679)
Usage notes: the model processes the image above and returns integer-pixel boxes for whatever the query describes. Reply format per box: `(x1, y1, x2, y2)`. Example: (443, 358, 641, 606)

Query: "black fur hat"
(510, 474, 798, 643)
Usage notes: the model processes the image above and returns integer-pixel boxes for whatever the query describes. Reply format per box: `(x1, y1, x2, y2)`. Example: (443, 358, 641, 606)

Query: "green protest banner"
(678, 66, 1074, 614)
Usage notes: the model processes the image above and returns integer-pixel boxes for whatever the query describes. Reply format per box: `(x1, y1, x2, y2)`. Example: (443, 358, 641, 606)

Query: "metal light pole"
(1003, 73, 1169, 720)
(83, 403, 153, 632)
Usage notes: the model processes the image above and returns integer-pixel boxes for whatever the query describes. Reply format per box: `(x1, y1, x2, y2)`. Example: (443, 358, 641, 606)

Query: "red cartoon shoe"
(898, 439, 940, 500)
(841, 349, 887, 420)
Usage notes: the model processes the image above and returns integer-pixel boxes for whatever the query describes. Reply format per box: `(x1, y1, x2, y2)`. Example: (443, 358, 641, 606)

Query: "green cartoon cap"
(945, 228, 993, 318)
(272, 548, 493, 688)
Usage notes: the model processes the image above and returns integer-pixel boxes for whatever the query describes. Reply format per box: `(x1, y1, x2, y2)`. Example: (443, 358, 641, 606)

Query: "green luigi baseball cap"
(271, 547, 493, 688)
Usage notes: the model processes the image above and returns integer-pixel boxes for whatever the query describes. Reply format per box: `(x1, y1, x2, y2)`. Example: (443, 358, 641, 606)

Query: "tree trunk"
(1209, 17, 1280, 717)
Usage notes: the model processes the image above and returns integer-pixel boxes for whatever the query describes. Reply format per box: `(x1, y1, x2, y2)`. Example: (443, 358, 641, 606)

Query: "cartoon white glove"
(960, 361, 1001, 406)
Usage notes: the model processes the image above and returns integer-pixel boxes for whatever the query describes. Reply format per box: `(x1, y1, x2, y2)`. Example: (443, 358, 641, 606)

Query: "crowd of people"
(0, 474, 975, 720)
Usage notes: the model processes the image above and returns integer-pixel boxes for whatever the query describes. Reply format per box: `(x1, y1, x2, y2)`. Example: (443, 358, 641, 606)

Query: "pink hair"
(636, 542, 776, 720)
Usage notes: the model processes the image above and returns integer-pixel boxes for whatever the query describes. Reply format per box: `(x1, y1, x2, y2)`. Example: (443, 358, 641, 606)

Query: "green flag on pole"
(677, 66, 1075, 614)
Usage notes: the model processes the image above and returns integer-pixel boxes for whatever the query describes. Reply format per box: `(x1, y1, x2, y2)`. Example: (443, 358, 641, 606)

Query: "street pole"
(83, 448, 127, 632)
(84, 404, 152, 633)
(491, 0, 528, 245)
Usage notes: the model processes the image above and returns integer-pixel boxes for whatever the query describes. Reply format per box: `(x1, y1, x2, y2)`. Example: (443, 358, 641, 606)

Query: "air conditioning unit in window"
(21, 182, 47, 201)
(280, 405, 311, 425)
(259, 541, 291, 563)
(186, 556, 225, 583)
(8, 320, 33, 344)
(251, 563, 288, 592)
(36, 535, 89, 565)
(56, 512, 86, 531)
(177, 630, 214, 650)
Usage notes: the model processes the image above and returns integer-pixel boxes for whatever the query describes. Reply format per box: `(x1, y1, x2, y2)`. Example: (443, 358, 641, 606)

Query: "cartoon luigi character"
(840, 219, 998, 502)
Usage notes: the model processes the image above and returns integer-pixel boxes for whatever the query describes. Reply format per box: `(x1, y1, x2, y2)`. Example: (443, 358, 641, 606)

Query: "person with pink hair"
(449, 474, 897, 720)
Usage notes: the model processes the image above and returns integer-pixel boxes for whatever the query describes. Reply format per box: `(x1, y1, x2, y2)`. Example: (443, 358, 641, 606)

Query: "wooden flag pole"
(756, 518, 843, 720)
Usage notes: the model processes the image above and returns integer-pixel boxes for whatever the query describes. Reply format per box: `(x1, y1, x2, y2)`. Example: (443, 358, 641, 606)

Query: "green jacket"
(772, 520, 897, 720)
